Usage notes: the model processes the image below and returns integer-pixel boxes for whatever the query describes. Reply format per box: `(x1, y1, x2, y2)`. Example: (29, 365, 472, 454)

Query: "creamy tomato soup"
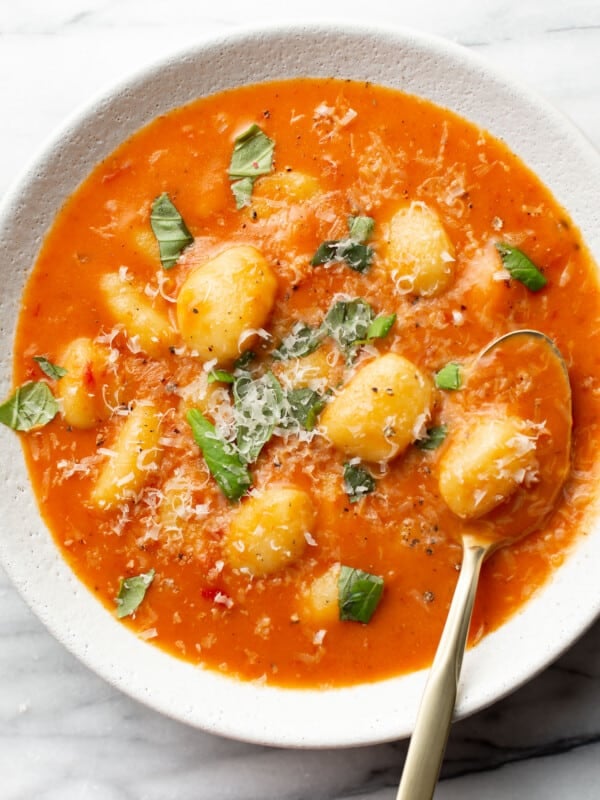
(8, 78, 600, 687)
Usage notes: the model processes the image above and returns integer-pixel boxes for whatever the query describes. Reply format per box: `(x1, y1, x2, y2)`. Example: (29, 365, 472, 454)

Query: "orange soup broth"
(14, 78, 600, 687)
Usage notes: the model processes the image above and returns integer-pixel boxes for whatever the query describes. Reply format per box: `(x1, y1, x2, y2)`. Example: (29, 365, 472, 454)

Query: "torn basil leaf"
(348, 215, 375, 243)
(344, 243, 374, 274)
(365, 313, 396, 341)
(338, 565, 384, 623)
(273, 322, 325, 360)
(434, 362, 462, 391)
(0, 381, 59, 431)
(228, 124, 275, 208)
(311, 239, 374, 274)
(231, 176, 255, 210)
(233, 371, 284, 463)
(495, 242, 547, 291)
(33, 356, 67, 380)
(116, 569, 155, 619)
(275, 301, 394, 363)
(324, 299, 375, 353)
(284, 388, 326, 431)
(343, 462, 376, 503)
(150, 192, 194, 269)
(229, 124, 275, 178)
(187, 408, 252, 501)
(311, 240, 338, 265)
(416, 424, 448, 451)
(311, 215, 375, 273)
(207, 369, 235, 384)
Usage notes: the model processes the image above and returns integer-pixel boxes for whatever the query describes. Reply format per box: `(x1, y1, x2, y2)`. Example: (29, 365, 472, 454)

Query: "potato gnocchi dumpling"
(438, 415, 538, 519)
(320, 353, 433, 462)
(176, 245, 277, 364)
(57, 337, 110, 429)
(224, 486, 315, 576)
(90, 402, 163, 510)
(159, 471, 195, 532)
(272, 342, 344, 392)
(129, 227, 160, 263)
(458, 244, 512, 326)
(252, 170, 321, 217)
(100, 272, 175, 357)
(302, 563, 341, 624)
(386, 201, 456, 297)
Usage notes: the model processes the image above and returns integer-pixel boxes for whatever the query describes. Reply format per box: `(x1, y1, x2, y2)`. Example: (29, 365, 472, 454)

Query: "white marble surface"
(2, 1, 600, 798)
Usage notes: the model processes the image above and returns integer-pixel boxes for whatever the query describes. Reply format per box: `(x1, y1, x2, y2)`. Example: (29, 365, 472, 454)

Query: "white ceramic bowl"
(1, 23, 599, 748)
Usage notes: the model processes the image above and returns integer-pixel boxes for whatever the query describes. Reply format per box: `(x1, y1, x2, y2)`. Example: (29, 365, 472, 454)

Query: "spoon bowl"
(396, 329, 572, 800)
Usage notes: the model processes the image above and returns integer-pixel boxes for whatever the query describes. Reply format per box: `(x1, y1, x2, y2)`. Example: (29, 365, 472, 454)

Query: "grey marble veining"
(1, 1, 600, 798)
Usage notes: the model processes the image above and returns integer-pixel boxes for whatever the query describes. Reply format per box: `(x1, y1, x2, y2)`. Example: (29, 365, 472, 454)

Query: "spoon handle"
(396, 539, 489, 800)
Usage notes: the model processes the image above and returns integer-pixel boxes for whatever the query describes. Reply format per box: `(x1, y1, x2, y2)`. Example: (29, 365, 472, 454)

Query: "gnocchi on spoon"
(396, 329, 572, 800)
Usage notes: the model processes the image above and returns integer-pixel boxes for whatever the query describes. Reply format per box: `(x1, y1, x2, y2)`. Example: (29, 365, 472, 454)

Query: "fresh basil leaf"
(116, 569, 155, 619)
(229, 124, 275, 179)
(338, 565, 384, 623)
(231, 177, 255, 210)
(234, 371, 284, 463)
(495, 242, 547, 291)
(343, 462, 376, 503)
(311, 216, 375, 273)
(275, 302, 393, 363)
(324, 299, 374, 352)
(348, 215, 375, 243)
(340, 242, 374, 273)
(150, 193, 194, 269)
(284, 388, 326, 431)
(273, 322, 325, 360)
(187, 408, 252, 501)
(311, 240, 339, 265)
(365, 313, 396, 341)
(416, 424, 448, 451)
(207, 369, 235, 384)
(434, 362, 462, 391)
(33, 356, 67, 380)
(0, 381, 59, 431)
(311, 239, 374, 274)
(228, 124, 275, 208)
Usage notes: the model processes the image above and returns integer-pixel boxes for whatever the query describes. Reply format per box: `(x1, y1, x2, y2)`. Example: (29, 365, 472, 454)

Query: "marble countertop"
(2, 1, 600, 798)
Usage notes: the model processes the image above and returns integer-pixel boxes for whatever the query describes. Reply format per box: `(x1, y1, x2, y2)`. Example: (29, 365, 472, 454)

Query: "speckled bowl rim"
(1, 22, 599, 749)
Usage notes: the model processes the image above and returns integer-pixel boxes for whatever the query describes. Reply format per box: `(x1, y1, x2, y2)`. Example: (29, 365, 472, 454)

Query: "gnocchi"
(100, 272, 175, 357)
(386, 202, 456, 297)
(130, 227, 160, 264)
(272, 342, 344, 392)
(90, 402, 163, 510)
(320, 353, 433, 462)
(158, 470, 195, 533)
(252, 170, 321, 218)
(57, 337, 110, 429)
(459, 244, 512, 327)
(302, 564, 341, 624)
(176, 245, 277, 364)
(438, 415, 538, 519)
(224, 486, 315, 576)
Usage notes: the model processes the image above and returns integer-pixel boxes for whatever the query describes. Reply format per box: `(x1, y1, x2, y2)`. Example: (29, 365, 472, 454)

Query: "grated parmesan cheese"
(214, 592, 234, 609)
(313, 629, 327, 646)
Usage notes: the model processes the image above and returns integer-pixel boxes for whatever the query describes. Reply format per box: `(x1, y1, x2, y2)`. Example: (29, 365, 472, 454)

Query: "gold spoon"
(396, 330, 572, 800)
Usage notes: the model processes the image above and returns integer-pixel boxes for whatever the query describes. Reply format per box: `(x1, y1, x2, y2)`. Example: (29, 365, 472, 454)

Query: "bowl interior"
(1, 23, 599, 747)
